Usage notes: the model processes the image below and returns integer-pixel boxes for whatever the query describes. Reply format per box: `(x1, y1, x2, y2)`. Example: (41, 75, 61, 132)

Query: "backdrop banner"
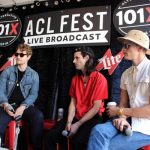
(113, 0, 150, 36)
(0, 13, 22, 47)
(23, 6, 111, 48)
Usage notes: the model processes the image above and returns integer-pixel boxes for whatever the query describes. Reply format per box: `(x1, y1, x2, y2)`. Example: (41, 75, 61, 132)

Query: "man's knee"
(90, 124, 105, 137)
(31, 110, 44, 123)
(36, 111, 44, 122)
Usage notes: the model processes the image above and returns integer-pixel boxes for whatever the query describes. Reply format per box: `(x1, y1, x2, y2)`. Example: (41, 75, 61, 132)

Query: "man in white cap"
(87, 30, 150, 150)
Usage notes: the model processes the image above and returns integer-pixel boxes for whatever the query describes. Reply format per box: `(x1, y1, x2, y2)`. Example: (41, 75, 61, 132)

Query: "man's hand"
(69, 121, 81, 137)
(14, 105, 26, 118)
(65, 122, 72, 131)
(3, 103, 15, 117)
(113, 117, 131, 132)
(106, 106, 119, 118)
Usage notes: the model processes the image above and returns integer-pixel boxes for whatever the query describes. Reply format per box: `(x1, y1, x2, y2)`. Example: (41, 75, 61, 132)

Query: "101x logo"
(0, 13, 22, 47)
(113, 0, 150, 36)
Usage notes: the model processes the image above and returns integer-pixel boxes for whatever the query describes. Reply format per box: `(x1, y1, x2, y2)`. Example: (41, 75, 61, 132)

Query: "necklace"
(83, 75, 88, 87)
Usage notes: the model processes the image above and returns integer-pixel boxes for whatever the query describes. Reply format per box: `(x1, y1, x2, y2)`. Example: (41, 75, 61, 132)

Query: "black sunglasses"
(122, 43, 132, 49)
(15, 53, 27, 57)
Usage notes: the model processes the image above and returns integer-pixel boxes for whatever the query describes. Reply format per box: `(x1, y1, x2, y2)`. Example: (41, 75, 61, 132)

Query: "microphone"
(62, 130, 69, 137)
(123, 126, 133, 136)
(15, 115, 22, 122)
(106, 102, 133, 136)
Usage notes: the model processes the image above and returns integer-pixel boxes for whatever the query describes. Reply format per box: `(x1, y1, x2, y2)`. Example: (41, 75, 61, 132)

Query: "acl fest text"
(23, 6, 111, 47)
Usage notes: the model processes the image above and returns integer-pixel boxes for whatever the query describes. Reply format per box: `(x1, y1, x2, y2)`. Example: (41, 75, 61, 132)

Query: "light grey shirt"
(121, 57, 150, 135)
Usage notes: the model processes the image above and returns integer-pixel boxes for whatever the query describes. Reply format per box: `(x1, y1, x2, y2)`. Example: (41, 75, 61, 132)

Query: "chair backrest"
(142, 145, 150, 150)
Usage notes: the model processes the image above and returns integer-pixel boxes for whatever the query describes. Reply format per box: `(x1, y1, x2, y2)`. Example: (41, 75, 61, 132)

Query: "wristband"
(21, 104, 29, 109)
(118, 107, 124, 116)
(66, 122, 71, 125)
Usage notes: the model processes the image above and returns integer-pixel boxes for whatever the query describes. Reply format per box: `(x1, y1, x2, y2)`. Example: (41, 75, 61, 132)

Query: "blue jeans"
(87, 121, 150, 150)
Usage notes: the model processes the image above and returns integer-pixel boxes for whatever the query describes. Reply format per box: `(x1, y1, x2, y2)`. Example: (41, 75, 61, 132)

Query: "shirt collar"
(129, 57, 148, 74)
(81, 71, 96, 79)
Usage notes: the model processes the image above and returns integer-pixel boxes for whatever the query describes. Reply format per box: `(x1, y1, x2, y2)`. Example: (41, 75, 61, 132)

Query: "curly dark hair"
(74, 46, 95, 75)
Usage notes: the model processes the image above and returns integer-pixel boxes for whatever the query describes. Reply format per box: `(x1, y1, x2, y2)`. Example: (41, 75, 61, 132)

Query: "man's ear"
(85, 55, 89, 61)
(138, 46, 145, 53)
(27, 55, 31, 60)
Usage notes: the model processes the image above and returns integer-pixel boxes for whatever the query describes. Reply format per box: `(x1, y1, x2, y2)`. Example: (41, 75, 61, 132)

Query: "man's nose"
(122, 48, 126, 52)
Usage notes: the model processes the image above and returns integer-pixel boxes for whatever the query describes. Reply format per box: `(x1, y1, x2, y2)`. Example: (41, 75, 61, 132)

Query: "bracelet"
(66, 122, 71, 125)
(118, 107, 124, 116)
(119, 115, 126, 119)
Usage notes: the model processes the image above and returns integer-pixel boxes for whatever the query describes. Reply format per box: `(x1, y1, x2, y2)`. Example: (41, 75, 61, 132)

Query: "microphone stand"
(14, 115, 22, 150)
(0, 137, 9, 150)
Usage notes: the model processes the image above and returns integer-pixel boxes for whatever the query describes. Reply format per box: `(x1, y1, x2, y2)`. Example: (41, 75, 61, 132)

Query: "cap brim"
(117, 37, 150, 55)
(146, 50, 150, 55)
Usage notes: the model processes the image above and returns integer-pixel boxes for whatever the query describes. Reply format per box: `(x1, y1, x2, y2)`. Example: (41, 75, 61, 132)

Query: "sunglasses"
(15, 53, 28, 57)
(122, 43, 132, 49)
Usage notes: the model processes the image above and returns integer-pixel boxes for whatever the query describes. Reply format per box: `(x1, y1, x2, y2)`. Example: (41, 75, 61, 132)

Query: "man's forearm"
(78, 106, 99, 125)
(120, 105, 150, 118)
(67, 107, 75, 124)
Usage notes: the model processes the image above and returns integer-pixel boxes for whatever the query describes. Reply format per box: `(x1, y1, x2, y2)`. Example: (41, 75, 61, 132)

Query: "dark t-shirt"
(9, 69, 25, 105)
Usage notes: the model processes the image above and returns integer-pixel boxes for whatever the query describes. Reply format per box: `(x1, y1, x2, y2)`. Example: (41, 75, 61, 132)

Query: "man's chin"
(75, 67, 80, 70)
(124, 56, 130, 60)
(76, 68, 79, 70)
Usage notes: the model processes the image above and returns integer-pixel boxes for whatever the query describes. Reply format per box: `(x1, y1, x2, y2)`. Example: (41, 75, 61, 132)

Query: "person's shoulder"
(122, 67, 131, 75)
(27, 66, 39, 76)
(146, 58, 150, 66)
(27, 66, 36, 72)
(91, 71, 106, 79)
(3, 65, 15, 72)
(72, 74, 78, 80)
(145, 59, 150, 73)
(91, 71, 100, 75)
(0, 66, 15, 77)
